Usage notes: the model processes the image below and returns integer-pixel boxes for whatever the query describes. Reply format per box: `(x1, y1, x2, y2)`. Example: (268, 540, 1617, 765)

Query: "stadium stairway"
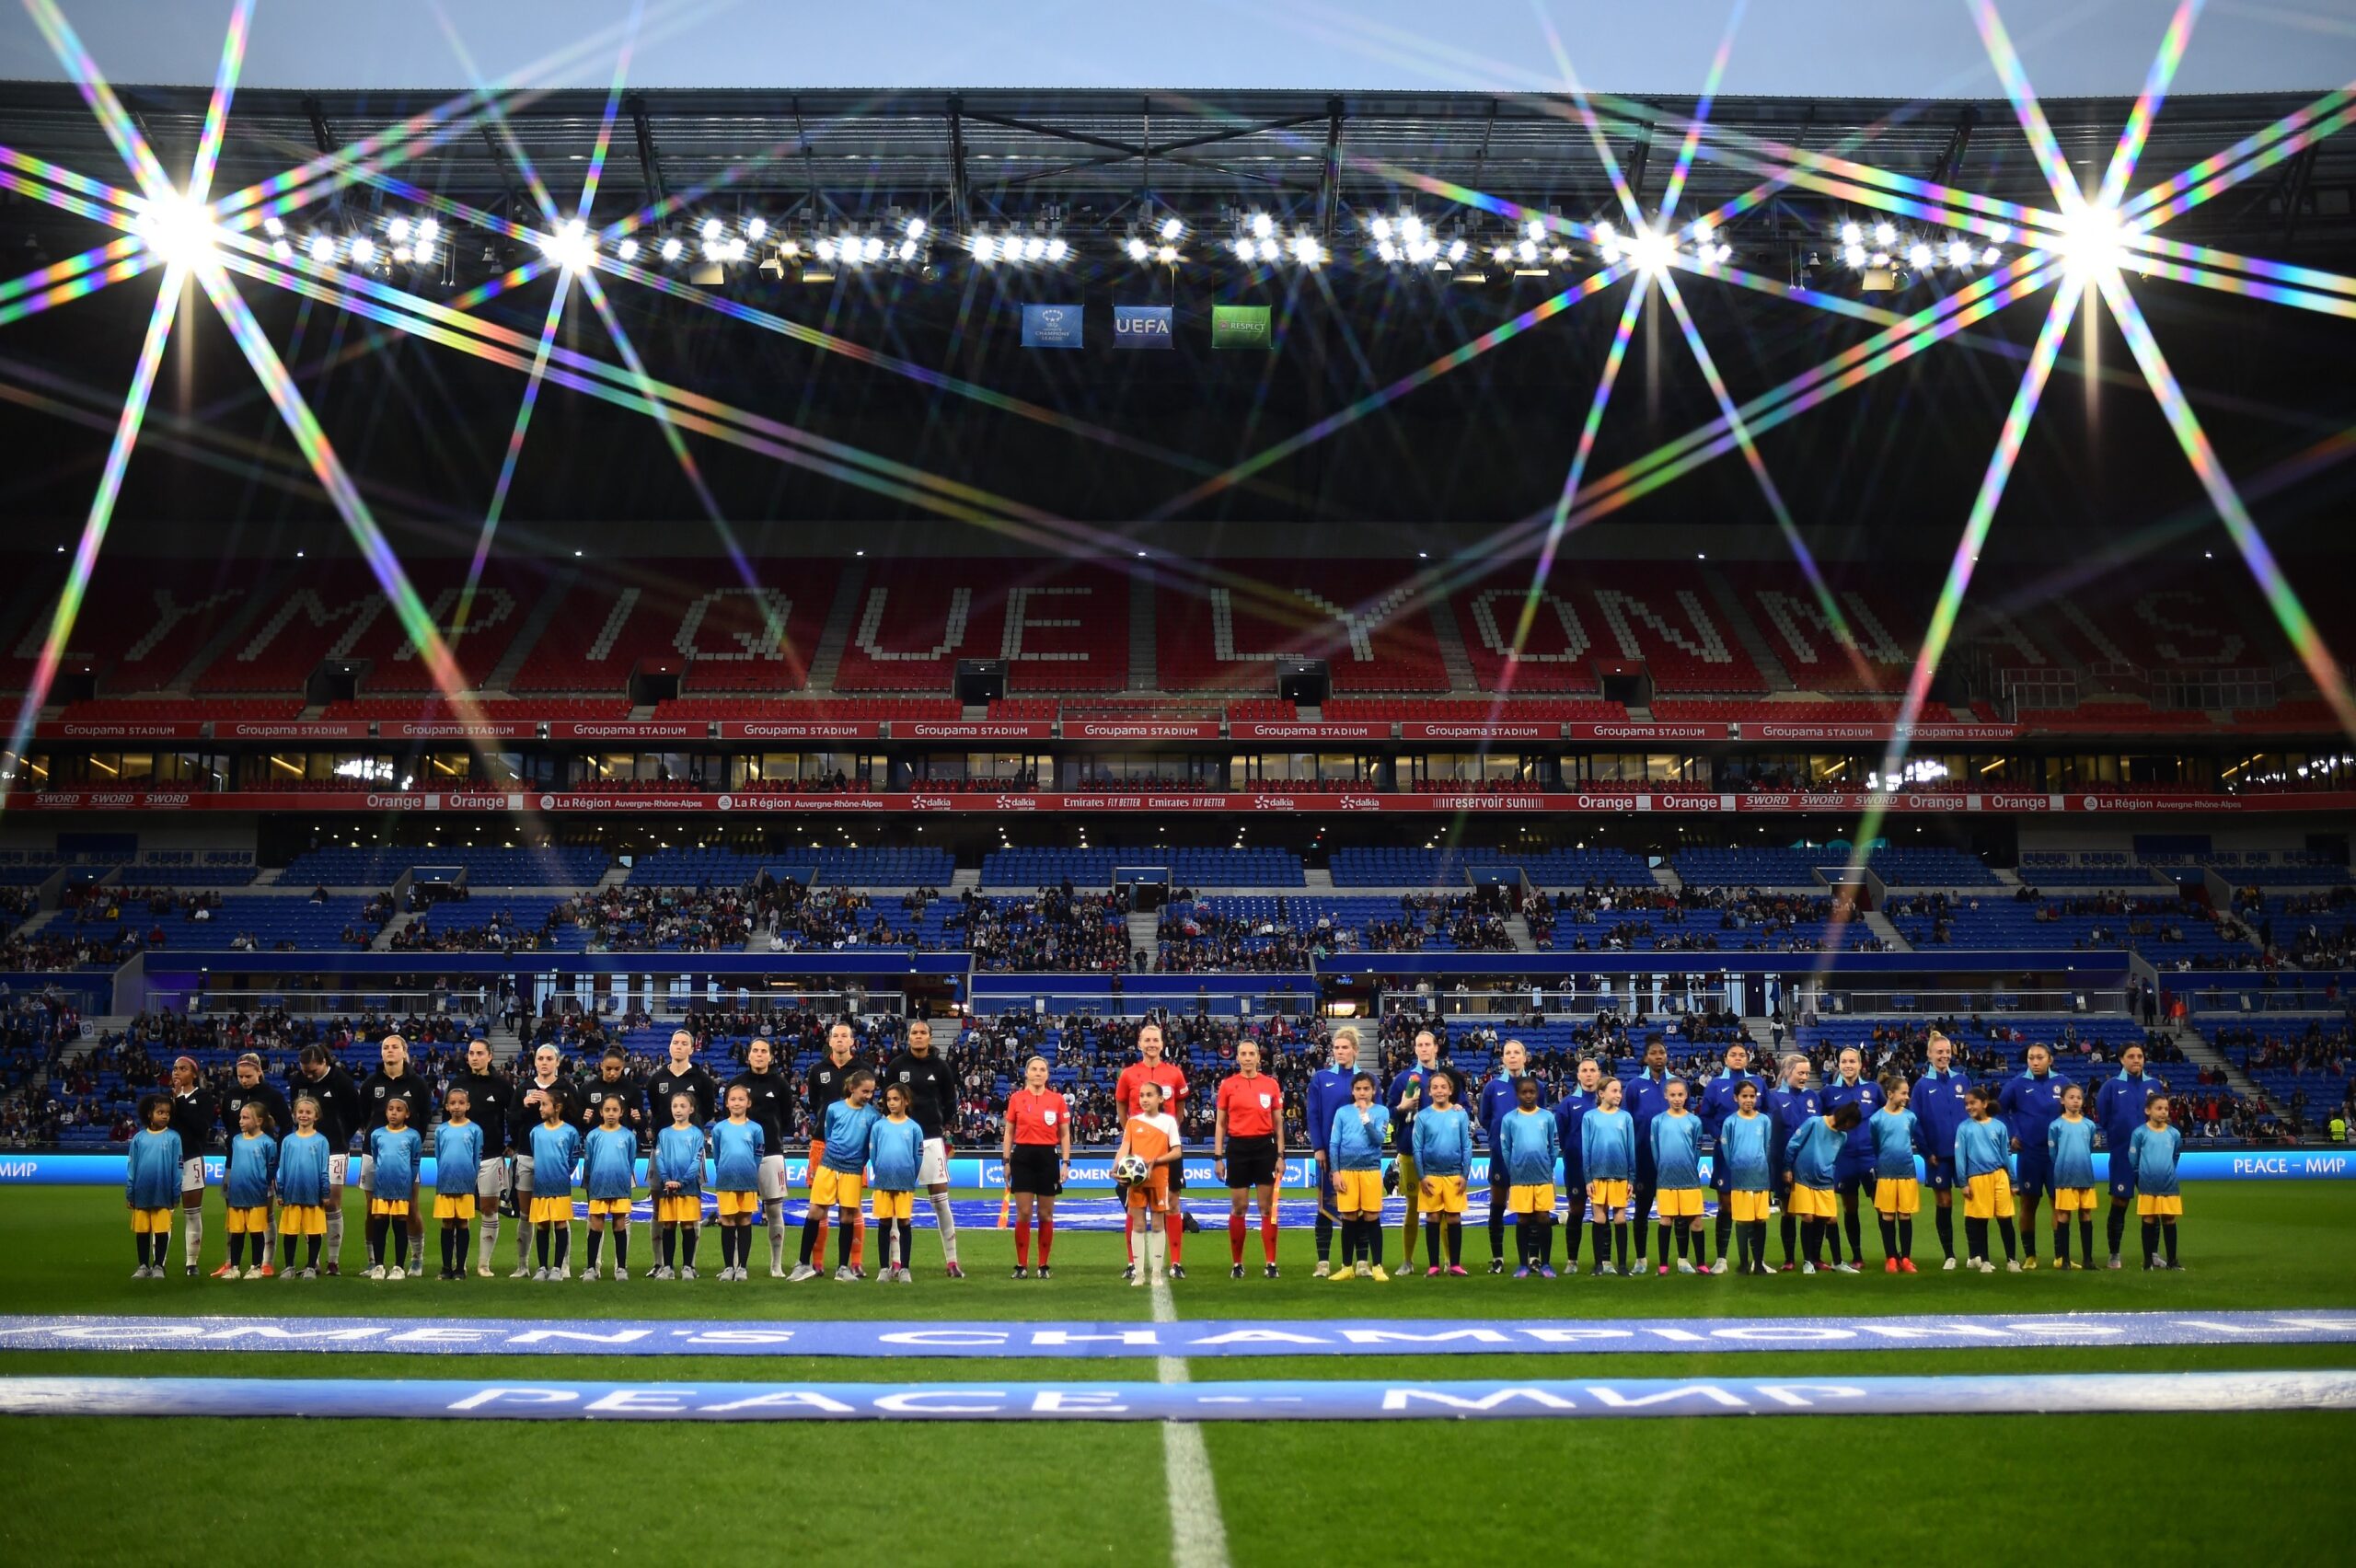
(372, 909, 422, 951)
(804, 559, 869, 696)
(1503, 913, 1539, 952)
(1427, 592, 1481, 694)
(2166, 1019, 2267, 1100)
(1125, 908, 1157, 959)
(1126, 571, 1155, 690)
(1651, 864, 1682, 894)
(1702, 566, 1796, 692)
(1303, 867, 1334, 891)
(1863, 910, 1911, 951)
(482, 562, 580, 691)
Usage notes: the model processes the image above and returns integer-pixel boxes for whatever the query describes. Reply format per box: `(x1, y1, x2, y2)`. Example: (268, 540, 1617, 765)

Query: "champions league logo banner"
(5, 1311, 2350, 1360)
(5, 1370, 2352, 1424)
(1021, 303, 1084, 348)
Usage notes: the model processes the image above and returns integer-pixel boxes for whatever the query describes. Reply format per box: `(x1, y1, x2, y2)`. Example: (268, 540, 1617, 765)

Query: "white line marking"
(1151, 1265, 1231, 1568)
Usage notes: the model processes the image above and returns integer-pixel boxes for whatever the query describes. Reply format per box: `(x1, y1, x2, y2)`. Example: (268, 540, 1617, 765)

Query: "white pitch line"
(1150, 1265, 1231, 1568)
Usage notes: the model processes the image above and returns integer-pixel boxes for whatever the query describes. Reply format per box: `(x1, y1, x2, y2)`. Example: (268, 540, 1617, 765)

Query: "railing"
(1812, 986, 2132, 1017)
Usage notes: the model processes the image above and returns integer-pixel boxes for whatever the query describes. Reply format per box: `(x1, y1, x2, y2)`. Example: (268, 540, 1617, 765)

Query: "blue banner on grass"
(5, 1310, 2350, 1359)
(5, 1369, 2352, 1422)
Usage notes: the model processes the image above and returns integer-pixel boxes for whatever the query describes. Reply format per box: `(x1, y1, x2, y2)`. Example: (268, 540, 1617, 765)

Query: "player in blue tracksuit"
(1716, 1082, 1776, 1274)
(1476, 1039, 1531, 1273)
(1954, 1086, 2019, 1271)
(276, 1100, 334, 1276)
(2095, 1043, 2169, 1268)
(1304, 1026, 1366, 1276)
(1622, 1042, 1676, 1266)
(1581, 1080, 1638, 1275)
(1495, 1075, 1562, 1276)
(1822, 1048, 1882, 1267)
(1997, 1043, 2072, 1268)
(1647, 1082, 1708, 1273)
(712, 1087, 771, 1280)
(580, 1099, 641, 1281)
(1766, 1055, 1822, 1268)
(526, 1102, 583, 1280)
(1699, 1043, 1764, 1268)
(432, 1103, 485, 1281)
(1911, 1031, 1973, 1265)
(1552, 1057, 1604, 1271)
(124, 1095, 182, 1278)
(2127, 1094, 2186, 1270)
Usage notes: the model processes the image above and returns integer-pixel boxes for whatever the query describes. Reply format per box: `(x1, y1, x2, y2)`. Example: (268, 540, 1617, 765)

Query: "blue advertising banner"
(6, 1310, 2347, 1360)
(5, 1369, 2351, 1423)
(6, 1148, 2349, 1187)
(1113, 304, 1173, 347)
(1020, 303, 1083, 348)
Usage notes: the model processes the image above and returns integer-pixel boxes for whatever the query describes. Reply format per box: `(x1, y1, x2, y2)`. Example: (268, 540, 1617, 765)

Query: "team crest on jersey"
(373, 1086, 386, 1099)
(1044, 1109, 1058, 1124)
(1258, 1094, 1273, 1109)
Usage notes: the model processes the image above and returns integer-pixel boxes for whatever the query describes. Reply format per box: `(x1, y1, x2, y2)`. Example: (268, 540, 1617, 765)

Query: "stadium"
(0, 0, 2352, 1561)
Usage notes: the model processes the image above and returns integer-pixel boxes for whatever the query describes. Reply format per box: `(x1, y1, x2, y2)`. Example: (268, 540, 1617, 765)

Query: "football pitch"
(0, 1182, 2350, 1566)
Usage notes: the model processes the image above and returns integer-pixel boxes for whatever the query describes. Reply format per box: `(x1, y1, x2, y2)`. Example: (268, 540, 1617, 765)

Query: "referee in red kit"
(1001, 1055, 1071, 1279)
(1213, 1040, 1286, 1280)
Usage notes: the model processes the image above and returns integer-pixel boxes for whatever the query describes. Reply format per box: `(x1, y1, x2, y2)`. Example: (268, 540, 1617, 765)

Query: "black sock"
(1632, 1193, 1651, 1260)
(1803, 1217, 1823, 1266)
(390, 1228, 408, 1270)
(1657, 1223, 1671, 1265)
(1563, 1210, 1583, 1262)
(1315, 1210, 1333, 1263)
(1898, 1217, 1912, 1259)
(536, 1225, 550, 1268)
(554, 1227, 571, 1270)
(2053, 1223, 2070, 1265)
(366, 1215, 387, 1266)
(1995, 1217, 2016, 1261)
(1613, 1222, 1630, 1272)
(1878, 1216, 1898, 1259)
(305, 1236, 320, 1269)
(1967, 1216, 1988, 1261)
(1780, 1211, 1797, 1264)
(1591, 1221, 1610, 1264)
(1445, 1222, 1462, 1268)
(1715, 1200, 1733, 1261)
(1842, 1203, 1863, 1261)
(799, 1216, 821, 1266)
(2079, 1216, 2095, 1263)
(2163, 1223, 2178, 1264)
(1749, 1219, 1767, 1269)
(2142, 1218, 2159, 1263)
(1538, 1223, 1554, 1267)
(283, 1234, 298, 1270)
(1425, 1217, 1442, 1266)
(586, 1229, 605, 1273)
(1369, 1221, 1383, 1267)
(682, 1227, 700, 1269)
(229, 1233, 245, 1270)
(837, 1216, 855, 1269)
(1488, 1193, 1506, 1262)
(2021, 1206, 2038, 1258)
(615, 1228, 629, 1271)
(1935, 1205, 1956, 1259)
(2108, 1202, 2130, 1257)
(660, 1227, 676, 1269)
(134, 1233, 150, 1268)
(1676, 1227, 1692, 1262)
(441, 1228, 455, 1273)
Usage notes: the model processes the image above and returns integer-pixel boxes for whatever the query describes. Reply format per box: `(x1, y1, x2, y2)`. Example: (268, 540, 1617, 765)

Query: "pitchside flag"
(1211, 304, 1272, 349)
(1113, 305, 1173, 347)
(1021, 304, 1084, 348)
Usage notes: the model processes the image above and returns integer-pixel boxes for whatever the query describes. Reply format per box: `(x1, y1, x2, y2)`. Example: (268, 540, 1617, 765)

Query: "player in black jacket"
(882, 1016, 965, 1277)
(449, 1038, 516, 1277)
(574, 1047, 642, 1136)
(290, 1043, 361, 1274)
(511, 1043, 571, 1276)
(167, 1055, 214, 1277)
(804, 1021, 867, 1270)
(218, 1054, 292, 1275)
(725, 1035, 796, 1275)
(360, 1034, 433, 1271)
(646, 1029, 721, 1131)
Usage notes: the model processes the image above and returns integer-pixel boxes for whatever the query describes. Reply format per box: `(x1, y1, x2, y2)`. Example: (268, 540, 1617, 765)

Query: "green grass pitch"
(0, 1182, 2350, 1566)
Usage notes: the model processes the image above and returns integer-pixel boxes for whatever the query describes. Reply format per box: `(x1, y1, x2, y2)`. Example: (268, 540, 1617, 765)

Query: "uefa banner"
(1020, 303, 1083, 348)
(5, 1149, 2350, 1187)
(1113, 304, 1173, 347)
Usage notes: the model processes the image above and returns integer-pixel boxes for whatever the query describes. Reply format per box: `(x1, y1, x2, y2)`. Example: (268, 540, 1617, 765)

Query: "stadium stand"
(280, 845, 612, 886)
(1322, 698, 1628, 722)
(1728, 566, 1929, 694)
(1673, 846, 2004, 887)
(508, 559, 836, 694)
(1156, 562, 1449, 693)
(832, 560, 1127, 692)
(980, 846, 1305, 887)
(191, 559, 558, 693)
(0, 558, 269, 695)
(1328, 847, 1653, 887)
(623, 846, 953, 886)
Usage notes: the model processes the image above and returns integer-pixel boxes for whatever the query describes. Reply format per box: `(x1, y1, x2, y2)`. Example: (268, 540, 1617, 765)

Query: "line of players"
(1302, 1026, 2189, 1279)
(122, 1020, 969, 1281)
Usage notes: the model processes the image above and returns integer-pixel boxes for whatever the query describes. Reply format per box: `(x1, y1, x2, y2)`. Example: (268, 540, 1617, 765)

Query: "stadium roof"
(1, 82, 2350, 254)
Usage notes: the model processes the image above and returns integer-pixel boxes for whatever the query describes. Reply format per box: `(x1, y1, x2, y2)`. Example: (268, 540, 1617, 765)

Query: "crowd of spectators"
(947, 887, 1134, 973)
